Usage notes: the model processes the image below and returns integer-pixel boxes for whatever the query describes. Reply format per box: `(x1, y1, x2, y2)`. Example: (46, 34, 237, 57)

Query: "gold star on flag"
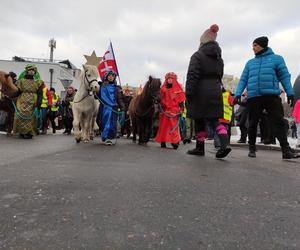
(84, 50, 102, 66)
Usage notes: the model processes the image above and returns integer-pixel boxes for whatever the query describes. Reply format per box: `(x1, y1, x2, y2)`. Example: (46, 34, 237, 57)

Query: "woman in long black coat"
(185, 24, 231, 158)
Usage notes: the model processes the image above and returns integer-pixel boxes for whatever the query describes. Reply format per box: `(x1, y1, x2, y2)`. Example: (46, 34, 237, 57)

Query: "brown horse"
(129, 76, 161, 145)
(0, 71, 18, 134)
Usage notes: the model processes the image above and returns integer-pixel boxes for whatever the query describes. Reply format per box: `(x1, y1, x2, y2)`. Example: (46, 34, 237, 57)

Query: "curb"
(229, 142, 300, 153)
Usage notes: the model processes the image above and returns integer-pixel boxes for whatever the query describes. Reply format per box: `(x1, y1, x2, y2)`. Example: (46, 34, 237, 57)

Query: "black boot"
(187, 141, 204, 156)
(248, 145, 256, 158)
(161, 142, 166, 148)
(282, 146, 299, 159)
(171, 143, 179, 150)
(23, 134, 33, 139)
(216, 134, 231, 158)
(182, 138, 191, 144)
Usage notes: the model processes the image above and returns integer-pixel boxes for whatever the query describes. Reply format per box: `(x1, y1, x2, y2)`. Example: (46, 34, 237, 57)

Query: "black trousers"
(194, 118, 219, 135)
(48, 111, 57, 131)
(247, 96, 288, 147)
(64, 117, 73, 132)
(238, 110, 248, 141)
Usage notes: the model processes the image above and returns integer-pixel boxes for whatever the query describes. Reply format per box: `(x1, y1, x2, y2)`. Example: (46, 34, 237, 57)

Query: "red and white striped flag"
(98, 42, 119, 80)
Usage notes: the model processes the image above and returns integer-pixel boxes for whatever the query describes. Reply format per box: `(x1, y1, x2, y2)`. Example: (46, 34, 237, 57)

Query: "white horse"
(72, 65, 99, 143)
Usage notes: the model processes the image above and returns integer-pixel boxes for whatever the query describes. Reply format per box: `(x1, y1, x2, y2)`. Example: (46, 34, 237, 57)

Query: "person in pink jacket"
(292, 99, 300, 147)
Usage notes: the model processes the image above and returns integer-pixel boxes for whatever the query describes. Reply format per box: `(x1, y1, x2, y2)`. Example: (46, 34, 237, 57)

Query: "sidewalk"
(227, 127, 300, 152)
(229, 135, 300, 153)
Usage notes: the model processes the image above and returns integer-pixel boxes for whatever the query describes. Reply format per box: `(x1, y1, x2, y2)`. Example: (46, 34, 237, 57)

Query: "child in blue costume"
(97, 71, 125, 145)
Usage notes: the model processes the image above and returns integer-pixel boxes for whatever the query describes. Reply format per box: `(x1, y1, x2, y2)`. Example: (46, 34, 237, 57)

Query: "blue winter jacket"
(235, 48, 294, 99)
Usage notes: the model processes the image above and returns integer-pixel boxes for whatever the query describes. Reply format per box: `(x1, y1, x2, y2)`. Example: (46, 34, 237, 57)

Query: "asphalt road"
(0, 134, 299, 250)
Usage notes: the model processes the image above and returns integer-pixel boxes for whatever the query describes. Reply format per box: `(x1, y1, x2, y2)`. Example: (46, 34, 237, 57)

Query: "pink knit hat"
(200, 24, 219, 45)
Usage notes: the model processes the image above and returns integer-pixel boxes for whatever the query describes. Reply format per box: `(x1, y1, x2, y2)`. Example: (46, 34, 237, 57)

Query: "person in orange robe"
(155, 72, 185, 149)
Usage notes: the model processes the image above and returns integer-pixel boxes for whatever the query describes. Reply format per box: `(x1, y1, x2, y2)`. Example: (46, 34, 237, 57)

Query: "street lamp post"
(49, 38, 56, 88)
(49, 68, 54, 88)
(49, 38, 56, 63)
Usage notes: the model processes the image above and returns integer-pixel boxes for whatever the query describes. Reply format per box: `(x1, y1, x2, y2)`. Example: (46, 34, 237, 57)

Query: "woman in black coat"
(185, 24, 231, 158)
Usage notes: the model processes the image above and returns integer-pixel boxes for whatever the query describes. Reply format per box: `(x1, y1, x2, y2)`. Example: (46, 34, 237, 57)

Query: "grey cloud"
(0, 0, 300, 86)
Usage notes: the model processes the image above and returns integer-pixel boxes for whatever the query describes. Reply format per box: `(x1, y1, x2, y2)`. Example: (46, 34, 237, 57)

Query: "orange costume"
(155, 72, 185, 145)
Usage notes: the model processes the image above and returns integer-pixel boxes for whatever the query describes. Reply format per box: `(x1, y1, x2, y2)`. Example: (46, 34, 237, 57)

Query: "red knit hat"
(200, 24, 219, 45)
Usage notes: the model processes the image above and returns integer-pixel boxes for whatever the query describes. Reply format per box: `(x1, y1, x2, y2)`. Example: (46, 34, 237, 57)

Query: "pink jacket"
(292, 99, 300, 123)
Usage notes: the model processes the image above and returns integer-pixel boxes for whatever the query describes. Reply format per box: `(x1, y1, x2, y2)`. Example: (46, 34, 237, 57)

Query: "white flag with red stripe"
(98, 42, 119, 80)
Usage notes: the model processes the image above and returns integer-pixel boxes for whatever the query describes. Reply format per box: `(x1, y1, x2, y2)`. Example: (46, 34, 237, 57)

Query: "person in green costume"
(13, 64, 44, 139)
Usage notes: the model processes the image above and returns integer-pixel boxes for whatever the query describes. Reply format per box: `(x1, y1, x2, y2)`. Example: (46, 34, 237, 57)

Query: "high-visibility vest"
(51, 94, 59, 112)
(182, 103, 187, 118)
(223, 91, 233, 122)
(41, 87, 48, 108)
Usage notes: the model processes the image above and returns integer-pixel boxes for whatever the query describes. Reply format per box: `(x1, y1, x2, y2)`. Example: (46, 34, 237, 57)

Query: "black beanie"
(253, 36, 269, 48)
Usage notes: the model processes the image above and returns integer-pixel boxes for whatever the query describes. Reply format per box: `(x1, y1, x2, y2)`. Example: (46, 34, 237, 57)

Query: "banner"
(98, 42, 119, 81)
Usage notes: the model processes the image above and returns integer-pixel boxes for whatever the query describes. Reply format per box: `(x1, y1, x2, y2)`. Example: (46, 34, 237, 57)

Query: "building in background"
(0, 56, 81, 97)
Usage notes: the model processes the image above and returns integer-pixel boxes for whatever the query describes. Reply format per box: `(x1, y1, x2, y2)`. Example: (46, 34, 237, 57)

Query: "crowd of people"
(0, 64, 77, 138)
(1, 24, 300, 159)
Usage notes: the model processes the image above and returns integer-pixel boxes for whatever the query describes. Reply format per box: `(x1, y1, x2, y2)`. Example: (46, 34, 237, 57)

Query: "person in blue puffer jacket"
(234, 36, 299, 159)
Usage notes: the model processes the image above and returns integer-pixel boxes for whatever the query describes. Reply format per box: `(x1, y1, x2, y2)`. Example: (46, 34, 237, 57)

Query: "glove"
(287, 96, 294, 107)
(233, 96, 241, 105)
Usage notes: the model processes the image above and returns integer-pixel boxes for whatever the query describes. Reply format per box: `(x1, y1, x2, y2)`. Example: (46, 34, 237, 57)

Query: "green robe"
(13, 79, 42, 135)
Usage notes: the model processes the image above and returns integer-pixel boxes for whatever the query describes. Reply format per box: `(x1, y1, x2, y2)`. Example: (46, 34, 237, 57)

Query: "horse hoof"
(76, 138, 81, 143)
(83, 139, 89, 143)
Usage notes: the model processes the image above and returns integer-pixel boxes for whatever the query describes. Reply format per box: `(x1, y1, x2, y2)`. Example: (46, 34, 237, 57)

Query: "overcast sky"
(1, 0, 300, 87)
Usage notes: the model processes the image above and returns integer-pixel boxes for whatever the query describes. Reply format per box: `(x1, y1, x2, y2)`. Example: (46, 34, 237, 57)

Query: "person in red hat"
(155, 72, 185, 149)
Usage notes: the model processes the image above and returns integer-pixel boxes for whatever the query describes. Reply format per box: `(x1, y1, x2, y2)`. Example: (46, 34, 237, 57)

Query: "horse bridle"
(148, 83, 160, 104)
(84, 69, 98, 94)
(73, 70, 98, 104)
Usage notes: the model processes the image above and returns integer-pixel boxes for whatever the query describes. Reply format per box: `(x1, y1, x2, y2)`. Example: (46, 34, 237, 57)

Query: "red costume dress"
(155, 72, 185, 144)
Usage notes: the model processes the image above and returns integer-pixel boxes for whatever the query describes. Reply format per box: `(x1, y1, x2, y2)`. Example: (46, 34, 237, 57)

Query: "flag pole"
(110, 40, 122, 86)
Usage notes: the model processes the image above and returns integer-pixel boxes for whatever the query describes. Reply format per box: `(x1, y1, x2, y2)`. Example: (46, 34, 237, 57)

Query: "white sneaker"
(105, 140, 113, 146)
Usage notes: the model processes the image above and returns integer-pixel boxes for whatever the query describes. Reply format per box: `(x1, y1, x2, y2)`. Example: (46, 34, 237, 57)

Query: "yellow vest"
(41, 87, 48, 108)
(223, 91, 233, 122)
(51, 94, 59, 112)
